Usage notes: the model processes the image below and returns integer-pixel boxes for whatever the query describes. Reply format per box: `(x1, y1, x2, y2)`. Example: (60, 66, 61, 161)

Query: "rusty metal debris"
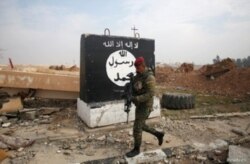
(200, 58, 236, 78)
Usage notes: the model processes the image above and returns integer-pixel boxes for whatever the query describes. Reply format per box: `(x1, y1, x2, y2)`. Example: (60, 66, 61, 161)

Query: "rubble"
(231, 128, 249, 136)
(49, 64, 79, 72)
(176, 63, 194, 73)
(0, 134, 35, 150)
(19, 110, 37, 120)
(208, 139, 228, 150)
(201, 58, 236, 78)
(2, 122, 11, 128)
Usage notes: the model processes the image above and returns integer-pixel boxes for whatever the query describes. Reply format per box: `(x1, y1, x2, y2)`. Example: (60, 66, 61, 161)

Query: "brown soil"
(156, 65, 250, 98)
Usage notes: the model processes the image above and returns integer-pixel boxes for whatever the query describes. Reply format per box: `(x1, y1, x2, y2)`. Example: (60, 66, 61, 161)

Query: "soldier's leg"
(126, 111, 145, 157)
(133, 116, 146, 148)
(141, 109, 165, 145)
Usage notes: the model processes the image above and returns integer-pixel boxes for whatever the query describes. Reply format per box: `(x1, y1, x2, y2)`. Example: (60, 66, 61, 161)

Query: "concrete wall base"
(77, 97, 161, 128)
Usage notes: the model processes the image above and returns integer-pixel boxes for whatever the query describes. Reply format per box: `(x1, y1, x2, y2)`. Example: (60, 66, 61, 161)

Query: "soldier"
(126, 56, 165, 158)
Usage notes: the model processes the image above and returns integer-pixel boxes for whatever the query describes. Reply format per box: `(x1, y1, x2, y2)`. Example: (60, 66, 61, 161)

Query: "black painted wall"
(80, 34, 155, 103)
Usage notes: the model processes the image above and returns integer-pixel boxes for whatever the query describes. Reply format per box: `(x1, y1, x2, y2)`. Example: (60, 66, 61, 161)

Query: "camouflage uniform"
(132, 68, 158, 148)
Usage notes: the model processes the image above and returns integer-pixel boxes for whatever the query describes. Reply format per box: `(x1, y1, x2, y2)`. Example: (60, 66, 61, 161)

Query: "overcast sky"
(0, 0, 250, 65)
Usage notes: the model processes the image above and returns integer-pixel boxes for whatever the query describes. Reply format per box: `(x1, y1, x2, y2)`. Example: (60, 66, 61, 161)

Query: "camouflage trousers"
(133, 106, 157, 147)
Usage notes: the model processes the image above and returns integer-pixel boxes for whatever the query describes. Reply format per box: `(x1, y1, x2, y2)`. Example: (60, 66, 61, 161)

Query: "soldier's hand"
(131, 96, 138, 105)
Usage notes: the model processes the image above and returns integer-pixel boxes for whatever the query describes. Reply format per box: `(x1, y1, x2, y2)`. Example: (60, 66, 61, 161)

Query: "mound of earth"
(156, 64, 250, 98)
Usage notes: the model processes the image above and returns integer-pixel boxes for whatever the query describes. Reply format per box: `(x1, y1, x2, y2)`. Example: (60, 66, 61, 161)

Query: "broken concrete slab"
(125, 149, 166, 164)
(0, 134, 35, 150)
(227, 145, 250, 164)
(2, 122, 11, 128)
(231, 128, 248, 136)
(38, 107, 60, 115)
(209, 139, 228, 150)
(193, 142, 210, 152)
(19, 111, 37, 120)
(0, 97, 23, 114)
(0, 70, 79, 92)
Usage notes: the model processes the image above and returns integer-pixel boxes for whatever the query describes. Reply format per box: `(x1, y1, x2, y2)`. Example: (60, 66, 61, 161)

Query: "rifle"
(123, 72, 134, 124)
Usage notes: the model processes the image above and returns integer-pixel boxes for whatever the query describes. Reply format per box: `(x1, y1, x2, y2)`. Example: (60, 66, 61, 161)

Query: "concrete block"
(20, 111, 37, 120)
(125, 149, 166, 164)
(227, 145, 250, 164)
(77, 96, 161, 128)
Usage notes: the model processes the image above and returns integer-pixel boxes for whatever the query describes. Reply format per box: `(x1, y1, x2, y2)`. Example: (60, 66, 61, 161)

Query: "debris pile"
(156, 60, 250, 98)
(49, 64, 79, 72)
(0, 134, 35, 150)
(200, 58, 236, 78)
(176, 63, 194, 73)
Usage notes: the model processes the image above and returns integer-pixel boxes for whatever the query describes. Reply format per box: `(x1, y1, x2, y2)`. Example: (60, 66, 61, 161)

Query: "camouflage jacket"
(132, 68, 155, 109)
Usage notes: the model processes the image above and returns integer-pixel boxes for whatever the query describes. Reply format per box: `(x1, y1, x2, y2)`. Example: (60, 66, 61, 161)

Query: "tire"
(161, 92, 195, 109)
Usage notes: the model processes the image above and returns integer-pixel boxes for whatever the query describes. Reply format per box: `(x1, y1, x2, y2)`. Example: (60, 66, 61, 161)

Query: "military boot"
(125, 146, 140, 158)
(155, 131, 165, 146)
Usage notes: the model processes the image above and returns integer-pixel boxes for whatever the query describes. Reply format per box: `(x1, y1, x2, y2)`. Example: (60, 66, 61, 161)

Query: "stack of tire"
(161, 92, 195, 109)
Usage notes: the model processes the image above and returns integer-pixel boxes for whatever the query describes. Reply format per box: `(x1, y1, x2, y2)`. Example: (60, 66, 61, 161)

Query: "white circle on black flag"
(106, 50, 136, 86)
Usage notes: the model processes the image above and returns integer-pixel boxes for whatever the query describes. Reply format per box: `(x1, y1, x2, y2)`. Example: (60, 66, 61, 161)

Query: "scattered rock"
(106, 136, 115, 144)
(2, 122, 11, 128)
(96, 135, 106, 141)
(115, 138, 122, 143)
(62, 143, 71, 150)
(163, 158, 169, 164)
(231, 98, 242, 104)
(0, 134, 35, 149)
(63, 151, 71, 156)
(202, 102, 209, 106)
(39, 107, 60, 115)
(231, 128, 248, 136)
(117, 158, 126, 164)
(0, 116, 8, 124)
(19, 111, 37, 120)
(77, 144, 87, 150)
(197, 155, 207, 161)
(176, 63, 194, 73)
(238, 136, 250, 144)
(214, 149, 222, 155)
(210, 76, 215, 80)
(85, 150, 95, 156)
(209, 139, 228, 150)
(38, 119, 51, 124)
(129, 130, 133, 136)
(40, 115, 50, 119)
(17, 147, 24, 152)
(193, 142, 209, 152)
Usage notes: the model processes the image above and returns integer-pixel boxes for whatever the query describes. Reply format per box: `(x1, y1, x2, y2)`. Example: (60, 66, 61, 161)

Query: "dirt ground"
(1, 63, 250, 163)
(0, 98, 250, 164)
